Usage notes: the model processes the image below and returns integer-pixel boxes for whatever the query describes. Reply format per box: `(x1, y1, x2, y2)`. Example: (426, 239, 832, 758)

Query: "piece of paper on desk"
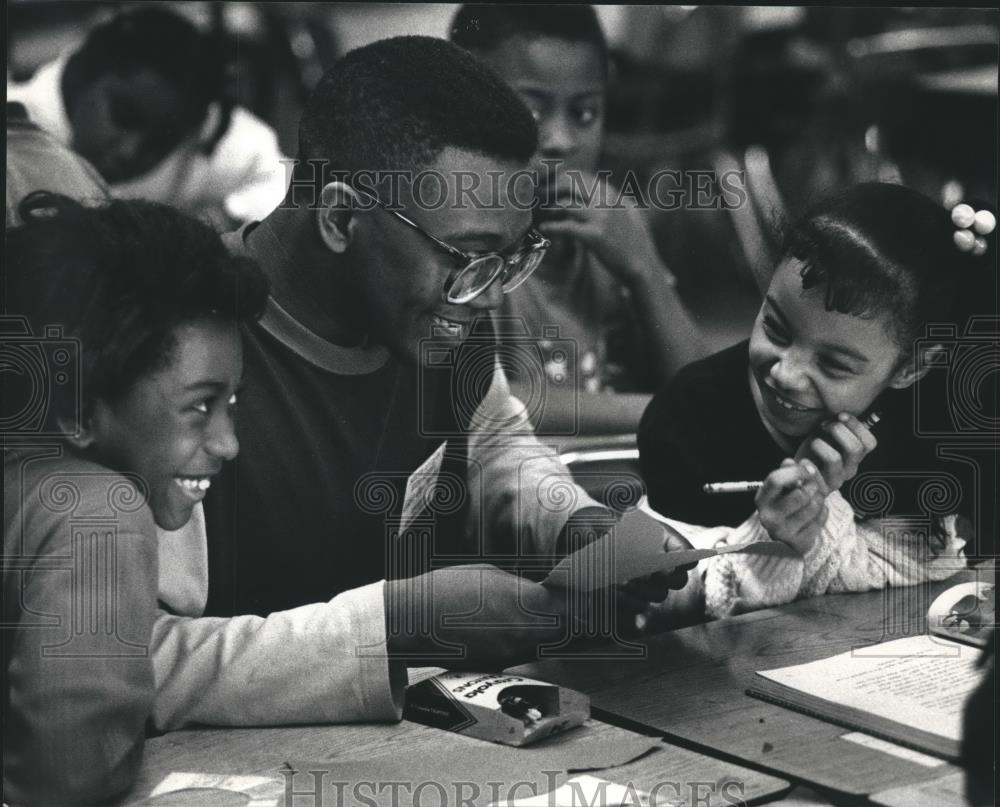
(753, 635, 983, 757)
(140, 772, 283, 806)
(869, 770, 968, 807)
(635, 498, 732, 548)
(488, 774, 673, 807)
(542, 501, 756, 592)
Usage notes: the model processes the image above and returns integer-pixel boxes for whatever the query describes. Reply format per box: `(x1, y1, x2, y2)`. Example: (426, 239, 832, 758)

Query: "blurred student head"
(62, 7, 231, 183)
(450, 4, 608, 178)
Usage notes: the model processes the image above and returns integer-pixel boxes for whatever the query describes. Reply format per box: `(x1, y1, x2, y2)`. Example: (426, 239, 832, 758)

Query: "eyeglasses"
(354, 189, 550, 304)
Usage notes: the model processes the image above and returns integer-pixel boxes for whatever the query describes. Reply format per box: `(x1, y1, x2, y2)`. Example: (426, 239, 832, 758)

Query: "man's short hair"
(293, 35, 537, 189)
(449, 4, 608, 75)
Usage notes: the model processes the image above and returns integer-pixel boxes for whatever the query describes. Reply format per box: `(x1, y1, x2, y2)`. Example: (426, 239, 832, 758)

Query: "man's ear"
(890, 343, 943, 389)
(316, 181, 362, 254)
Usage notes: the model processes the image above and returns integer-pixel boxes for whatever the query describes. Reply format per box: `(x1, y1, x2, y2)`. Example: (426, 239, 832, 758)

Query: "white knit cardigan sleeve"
(702, 492, 966, 619)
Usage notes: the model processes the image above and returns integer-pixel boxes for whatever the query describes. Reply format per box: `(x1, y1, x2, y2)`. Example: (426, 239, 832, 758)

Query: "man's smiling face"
(349, 146, 535, 366)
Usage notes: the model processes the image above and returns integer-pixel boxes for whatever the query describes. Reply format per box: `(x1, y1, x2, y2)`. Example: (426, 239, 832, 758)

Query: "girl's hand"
(795, 412, 877, 493)
(756, 459, 830, 555)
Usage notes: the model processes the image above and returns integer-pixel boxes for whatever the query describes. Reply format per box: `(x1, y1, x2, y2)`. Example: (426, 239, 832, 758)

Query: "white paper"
(542, 503, 758, 592)
(399, 442, 447, 534)
(758, 635, 983, 741)
(840, 732, 947, 768)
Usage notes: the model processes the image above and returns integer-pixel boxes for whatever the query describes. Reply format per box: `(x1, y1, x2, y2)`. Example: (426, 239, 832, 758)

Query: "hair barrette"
(951, 204, 995, 256)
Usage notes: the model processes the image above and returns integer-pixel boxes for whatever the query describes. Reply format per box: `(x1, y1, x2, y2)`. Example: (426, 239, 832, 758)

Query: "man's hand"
(756, 459, 830, 555)
(629, 528, 700, 633)
(384, 565, 572, 669)
(795, 412, 877, 493)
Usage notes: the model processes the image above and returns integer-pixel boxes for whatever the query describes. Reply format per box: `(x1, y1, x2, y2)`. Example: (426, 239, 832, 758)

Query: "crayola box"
(404, 672, 589, 747)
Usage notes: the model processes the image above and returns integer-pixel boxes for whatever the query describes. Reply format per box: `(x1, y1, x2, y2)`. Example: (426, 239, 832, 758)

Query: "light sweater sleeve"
(151, 511, 406, 732)
(703, 492, 967, 618)
(465, 355, 604, 558)
(3, 471, 157, 806)
(150, 583, 405, 731)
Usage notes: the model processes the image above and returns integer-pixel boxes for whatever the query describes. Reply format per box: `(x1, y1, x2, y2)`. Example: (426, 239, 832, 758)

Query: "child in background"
(638, 183, 994, 619)
(2, 192, 267, 804)
(7, 7, 288, 228)
(450, 5, 705, 421)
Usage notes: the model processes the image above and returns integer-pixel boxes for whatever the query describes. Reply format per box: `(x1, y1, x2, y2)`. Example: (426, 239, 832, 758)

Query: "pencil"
(702, 480, 764, 494)
(701, 411, 882, 495)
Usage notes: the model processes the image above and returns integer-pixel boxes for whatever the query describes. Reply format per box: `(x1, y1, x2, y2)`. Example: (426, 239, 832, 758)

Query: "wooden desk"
(122, 716, 790, 806)
(511, 572, 986, 798)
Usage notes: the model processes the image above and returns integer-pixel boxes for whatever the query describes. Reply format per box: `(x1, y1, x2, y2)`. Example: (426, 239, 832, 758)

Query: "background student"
(6, 99, 108, 226)
(7, 6, 288, 229)
(450, 5, 706, 421)
(638, 183, 993, 619)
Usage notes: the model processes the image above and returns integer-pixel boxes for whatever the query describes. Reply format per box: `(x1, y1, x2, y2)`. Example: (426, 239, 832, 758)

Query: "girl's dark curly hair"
(5, 192, 268, 432)
(783, 182, 995, 355)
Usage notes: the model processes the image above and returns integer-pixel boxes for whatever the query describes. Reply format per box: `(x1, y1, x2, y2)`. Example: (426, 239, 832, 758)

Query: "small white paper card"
(399, 442, 447, 534)
(542, 505, 757, 592)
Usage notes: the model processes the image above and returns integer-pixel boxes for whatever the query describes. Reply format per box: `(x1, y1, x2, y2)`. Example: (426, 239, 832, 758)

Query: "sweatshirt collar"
(224, 221, 391, 375)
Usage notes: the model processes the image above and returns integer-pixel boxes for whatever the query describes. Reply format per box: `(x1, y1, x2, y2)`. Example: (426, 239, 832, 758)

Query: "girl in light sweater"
(3, 192, 267, 805)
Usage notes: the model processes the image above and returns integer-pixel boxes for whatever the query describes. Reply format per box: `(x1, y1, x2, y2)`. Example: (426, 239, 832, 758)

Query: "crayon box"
(404, 672, 590, 747)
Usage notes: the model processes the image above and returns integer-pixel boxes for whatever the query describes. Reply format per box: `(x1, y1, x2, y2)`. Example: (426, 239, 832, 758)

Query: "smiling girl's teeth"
(177, 478, 211, 491)
(775, 394, 807, 412)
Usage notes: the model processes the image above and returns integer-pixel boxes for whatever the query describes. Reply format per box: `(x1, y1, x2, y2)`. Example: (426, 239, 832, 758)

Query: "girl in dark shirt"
(638, 183, 994, 618)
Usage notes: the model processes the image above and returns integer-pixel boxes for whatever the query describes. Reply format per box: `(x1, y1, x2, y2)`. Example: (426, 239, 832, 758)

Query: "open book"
(746, 578, 994, 761)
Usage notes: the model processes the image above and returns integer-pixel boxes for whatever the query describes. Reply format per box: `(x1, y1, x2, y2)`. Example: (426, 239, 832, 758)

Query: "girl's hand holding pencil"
(755, 458, 831, 554)
(702, 410, 881, 497)
(698, 409, 880, 553)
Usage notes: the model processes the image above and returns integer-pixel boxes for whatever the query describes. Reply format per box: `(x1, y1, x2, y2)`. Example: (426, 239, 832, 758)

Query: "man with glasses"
(146, 36, 691, 729)
(350, 185, 550, 308)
